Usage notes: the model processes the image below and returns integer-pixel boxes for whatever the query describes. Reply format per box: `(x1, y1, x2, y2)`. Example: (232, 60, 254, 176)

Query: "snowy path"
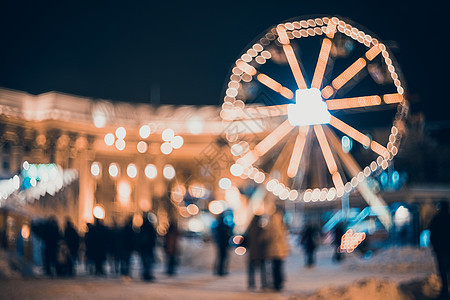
(0, 245, 441, 300)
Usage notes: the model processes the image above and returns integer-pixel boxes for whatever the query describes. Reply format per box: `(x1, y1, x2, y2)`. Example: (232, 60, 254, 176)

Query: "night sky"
(0, 1, 446, 121)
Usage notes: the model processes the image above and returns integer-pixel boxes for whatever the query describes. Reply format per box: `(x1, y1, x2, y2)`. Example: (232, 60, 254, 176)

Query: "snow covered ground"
(0, 239, 445, 300)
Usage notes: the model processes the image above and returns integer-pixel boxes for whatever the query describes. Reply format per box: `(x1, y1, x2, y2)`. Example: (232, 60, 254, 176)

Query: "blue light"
(392, 171, 399, 184)
(341, 136, 353, 153)
(380, 172, 388, 187)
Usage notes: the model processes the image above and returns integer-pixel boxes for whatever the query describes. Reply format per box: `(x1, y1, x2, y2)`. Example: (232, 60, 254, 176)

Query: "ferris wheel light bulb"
(287, 88, 331, 126)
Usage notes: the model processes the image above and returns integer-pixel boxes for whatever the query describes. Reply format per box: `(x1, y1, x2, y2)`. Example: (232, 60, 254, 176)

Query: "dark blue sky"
(0, 1, 446, 121)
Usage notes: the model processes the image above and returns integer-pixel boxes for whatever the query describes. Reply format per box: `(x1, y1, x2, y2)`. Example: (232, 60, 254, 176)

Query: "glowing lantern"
(93, 205, 105, 220)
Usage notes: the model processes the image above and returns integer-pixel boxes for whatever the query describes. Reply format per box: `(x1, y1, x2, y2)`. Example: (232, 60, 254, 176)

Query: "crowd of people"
(27, 200, 449, 296)
(31, 214, 179, 281)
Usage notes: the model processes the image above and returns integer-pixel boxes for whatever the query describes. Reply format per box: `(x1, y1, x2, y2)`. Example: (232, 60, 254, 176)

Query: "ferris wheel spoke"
(321, 44, 383, 99)
(287, 126, 309, 178)
(383, 93, 404, 104)
(276, 25, 308, 90)
(325, 126, 393, 229)
(236, 61, 294, 100)
(326, 95, 381, 110)
(326, 93, 404, 110)
(313, 125, 344, 189)
(311, 38, 333, 89)
(270, 131, 297, 181)
(240, 119, 294, 166)
(239, 104, 289, 120)
(328, 115, 389, 158)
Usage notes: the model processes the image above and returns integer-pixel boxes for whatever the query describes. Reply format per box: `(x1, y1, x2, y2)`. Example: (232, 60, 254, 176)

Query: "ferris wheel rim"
(221, 15, 409, 203)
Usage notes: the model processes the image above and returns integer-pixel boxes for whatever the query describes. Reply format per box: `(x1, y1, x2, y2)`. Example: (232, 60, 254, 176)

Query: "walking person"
(300, 221, 319, 267)
(63, 218, 80, 276)
(429, 200, 450, 299)
(90, 217, 108, 276)
(120, 216, 135, 278)
(212, 211, 234, 276)
(138, 214, 157, 281)
(164, 217, 179, 276)
(42, 216, 61, 276)
(243, 214, 270, 290)
(267, 206, 290, 291)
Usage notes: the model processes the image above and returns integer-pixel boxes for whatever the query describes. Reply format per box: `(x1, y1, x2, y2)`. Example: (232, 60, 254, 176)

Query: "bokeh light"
(145, 164, 157, 179)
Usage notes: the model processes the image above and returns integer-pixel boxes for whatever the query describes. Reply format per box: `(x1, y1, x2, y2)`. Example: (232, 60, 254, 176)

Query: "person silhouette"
(300, 221, 319, 267)
(138, 214, 157, 281)
(212, 211, 234, 276)
(164, 218, 179, 276)
(243, 214, 270, 290)
(63, 218, 79, 276)
(267, 207, 289, 291)
(429, 200, 450, 299)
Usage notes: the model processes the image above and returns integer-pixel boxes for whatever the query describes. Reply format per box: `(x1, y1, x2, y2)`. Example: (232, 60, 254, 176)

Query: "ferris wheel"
(221, 16, 408, 229)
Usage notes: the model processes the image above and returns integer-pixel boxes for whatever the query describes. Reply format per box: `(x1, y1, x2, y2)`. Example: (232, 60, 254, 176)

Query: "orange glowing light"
(311, 38, 332, 89)
(340, 229, 366, 253)
(240, 151, 259, 167)
(283, 45, 308, 89)
(326, 95, 381, 110)
(314, 125, 337, 174)
(287, 128, 308, 178)
(254, 119, 294, 157)
(276, 25, 290, 44)
(370, 141, 389, 158)
(331, 58, 366, 90)
(332, 172, 345, 189)
(326, 20, 337, 38)
(236, 60, 257, 76)
(241, 104, 288, 119)
(21, 224, 31, 240)
(257, 74, 294, 99)
(275, 25, 308, 89)
(383, 93, 403, 104)
(365, 45, 382, 61)
(329, 116, 371, 148)
(321, 85, 334, 99)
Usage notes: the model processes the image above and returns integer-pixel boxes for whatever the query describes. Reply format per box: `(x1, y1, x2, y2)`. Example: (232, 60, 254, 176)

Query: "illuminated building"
(0, 87, 250, 228)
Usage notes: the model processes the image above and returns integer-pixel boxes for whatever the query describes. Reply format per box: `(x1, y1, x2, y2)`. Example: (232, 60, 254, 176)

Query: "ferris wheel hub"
(287, 88, 331, 126)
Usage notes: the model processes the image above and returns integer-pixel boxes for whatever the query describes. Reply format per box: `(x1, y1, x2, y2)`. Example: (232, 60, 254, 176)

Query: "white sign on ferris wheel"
(221, 16, 409, 230)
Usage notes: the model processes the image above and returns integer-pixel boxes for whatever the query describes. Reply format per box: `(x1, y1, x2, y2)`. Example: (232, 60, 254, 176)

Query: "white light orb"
(161, 142, 173, 155)
(163, 164, 176, 180)
(93, 112, 107, 128)
(104, 133, 115, 146)
(144, 164, 157, 179)
(162, 128, 175, 142)
(218, 177, 232, 190)
(189, 183, 207, 199)
(171, 184, 186, 202)
(187, 204, 200, 215)
(115, 139, 126, 151)
(139, 125, 151, 139)
(91, 162, 101, 177)
(127, 164, 138, 178)
(171, 136, 184, 149)
(115, 127, 126, 139)
(108, 163, 119, 178)
(208, 200, 225, 215)
(93, 205, 105, 220)
(230, 163, 244, 177)
(187, 118, 203, 135)
(137, 141, 148, 153)
(254, 172, 265, 184)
